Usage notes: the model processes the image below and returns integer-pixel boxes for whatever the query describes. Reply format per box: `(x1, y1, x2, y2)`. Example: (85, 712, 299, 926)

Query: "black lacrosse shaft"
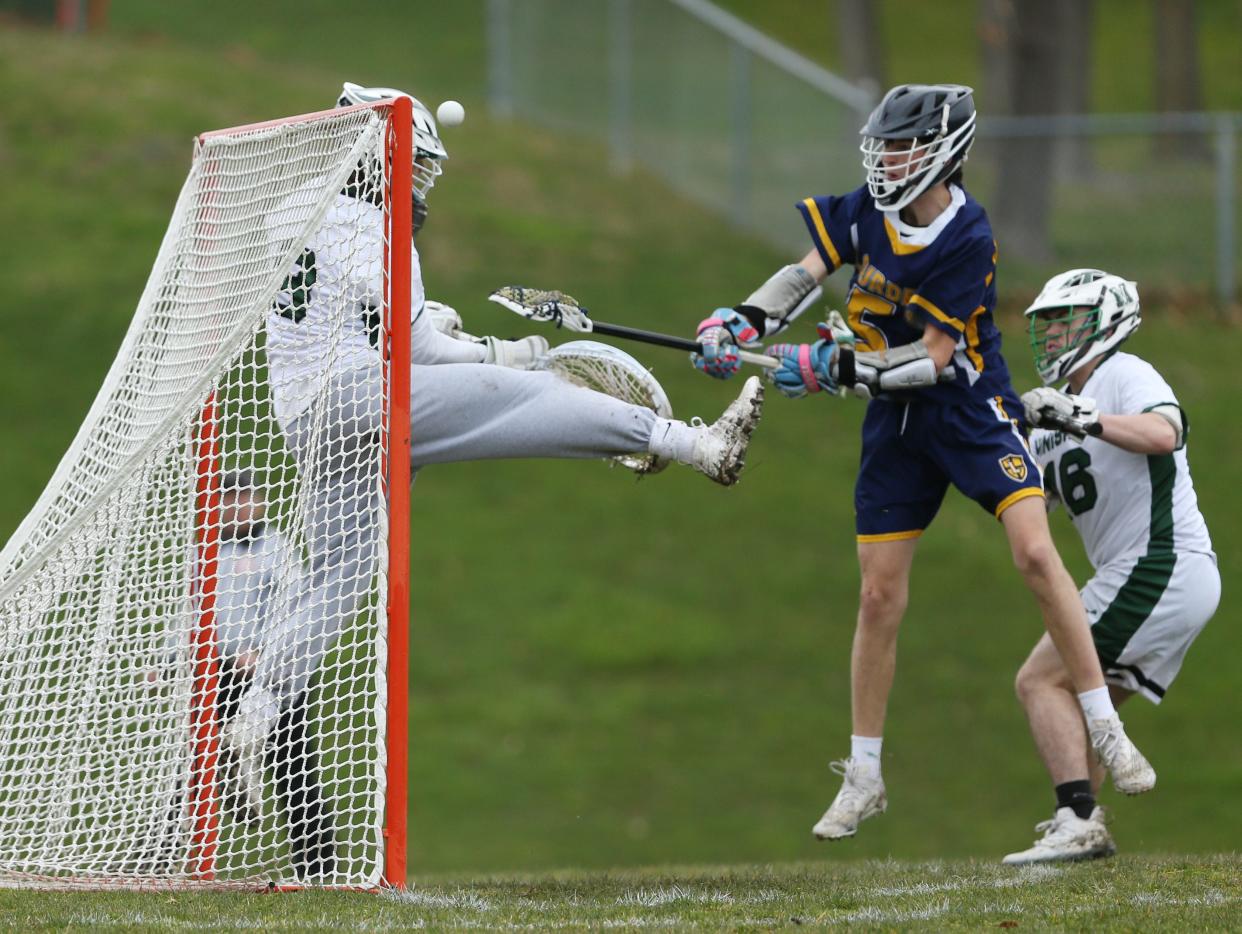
(588, 321, 706, 355)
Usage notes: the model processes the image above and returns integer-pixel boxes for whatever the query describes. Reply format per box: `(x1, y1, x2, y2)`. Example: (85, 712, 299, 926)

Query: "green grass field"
(0, 856, 1239, 930)
(0, 2, 1240, 913)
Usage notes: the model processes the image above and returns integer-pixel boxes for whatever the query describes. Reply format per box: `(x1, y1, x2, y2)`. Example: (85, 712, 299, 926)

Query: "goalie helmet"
(337, 81, 447, 203)
(1024, 269, 1142, 385)
(860, 84, 976, 212)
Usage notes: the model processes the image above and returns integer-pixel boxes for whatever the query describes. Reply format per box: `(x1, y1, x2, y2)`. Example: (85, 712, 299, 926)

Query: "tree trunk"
(835, 0, 886, 100)
(1154, 0, 1208, 159)
(990, 0, 1063, 264)
(1055, 0, 1093, 179)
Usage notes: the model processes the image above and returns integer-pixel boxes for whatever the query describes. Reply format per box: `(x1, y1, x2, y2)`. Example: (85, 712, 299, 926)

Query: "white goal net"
(0, 101, 410, 889)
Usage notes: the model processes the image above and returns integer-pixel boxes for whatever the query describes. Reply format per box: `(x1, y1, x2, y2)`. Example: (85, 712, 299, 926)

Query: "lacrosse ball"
(436, 100, 466, 127)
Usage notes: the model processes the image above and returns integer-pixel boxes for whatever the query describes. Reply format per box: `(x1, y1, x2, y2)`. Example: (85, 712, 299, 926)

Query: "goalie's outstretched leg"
(407, 365, 764, 486)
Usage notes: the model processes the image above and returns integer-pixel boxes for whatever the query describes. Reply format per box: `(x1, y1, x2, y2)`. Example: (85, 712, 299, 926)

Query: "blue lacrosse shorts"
(854, 389, 1044, 542)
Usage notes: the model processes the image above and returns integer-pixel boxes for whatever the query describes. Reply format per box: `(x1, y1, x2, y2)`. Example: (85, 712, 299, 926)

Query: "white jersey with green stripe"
(1029, 352, 1213, 571)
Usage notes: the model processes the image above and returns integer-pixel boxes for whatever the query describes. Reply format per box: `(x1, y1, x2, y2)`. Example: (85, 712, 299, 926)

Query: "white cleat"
(812, 758, 887, 840)
(688, 375, 764, 486)
(1089, 715, 1156, 795)
(1002, 806, 1116, 865)
(222, 687, 280, 821)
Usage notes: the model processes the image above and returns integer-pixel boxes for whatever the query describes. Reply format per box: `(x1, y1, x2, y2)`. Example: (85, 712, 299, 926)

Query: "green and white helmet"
(337, 81, 447, 202)
(1024, 268, 1141, 385)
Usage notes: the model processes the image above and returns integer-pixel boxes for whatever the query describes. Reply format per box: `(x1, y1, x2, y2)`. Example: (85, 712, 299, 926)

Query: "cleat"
(688, 375, 764, 486)
(1002, 806, 1116, 865)
(1089, 715, 1156, 795)
(222, 687, 279, 822)
(812, 757, 887, 840)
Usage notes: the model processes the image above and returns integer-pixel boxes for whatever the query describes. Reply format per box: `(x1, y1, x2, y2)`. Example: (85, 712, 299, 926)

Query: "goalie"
(686, 83, 1156, 844)
(223, 82, 766, 830)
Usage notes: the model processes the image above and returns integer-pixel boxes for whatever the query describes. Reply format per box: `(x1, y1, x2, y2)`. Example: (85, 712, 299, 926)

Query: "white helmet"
(337, 82, 447, 202)
(860, 84, 976, 212)
(1024, 269, 1141, 385)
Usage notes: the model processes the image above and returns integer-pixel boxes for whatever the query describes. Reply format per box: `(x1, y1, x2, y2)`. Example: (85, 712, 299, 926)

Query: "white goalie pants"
(251, 363, 657, 706)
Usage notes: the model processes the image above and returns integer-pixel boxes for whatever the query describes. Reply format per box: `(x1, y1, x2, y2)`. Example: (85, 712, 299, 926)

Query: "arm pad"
(735, 264, 822, 338)
(835, 342, 940, 398)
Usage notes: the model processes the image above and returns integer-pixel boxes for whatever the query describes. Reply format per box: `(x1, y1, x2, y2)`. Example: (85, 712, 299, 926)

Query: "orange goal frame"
(190, 97, 413, 890)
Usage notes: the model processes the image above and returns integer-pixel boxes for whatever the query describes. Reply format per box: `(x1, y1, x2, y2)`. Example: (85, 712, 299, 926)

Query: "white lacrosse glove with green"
(476, 334, 550, 368)
(1021, 386, 1102, 439)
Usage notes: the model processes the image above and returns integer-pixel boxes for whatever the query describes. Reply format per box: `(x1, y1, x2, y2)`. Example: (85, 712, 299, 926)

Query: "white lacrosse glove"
(425, 300, 464, 337)
(1021, 386, 1102, 439)
(477, 334, 550, 369)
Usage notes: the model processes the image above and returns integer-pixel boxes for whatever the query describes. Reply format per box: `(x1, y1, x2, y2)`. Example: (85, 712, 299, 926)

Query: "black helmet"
(859, 84, 976, 211)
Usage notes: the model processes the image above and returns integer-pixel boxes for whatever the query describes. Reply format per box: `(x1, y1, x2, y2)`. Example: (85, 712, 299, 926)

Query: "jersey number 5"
(846, 286, 897, 351)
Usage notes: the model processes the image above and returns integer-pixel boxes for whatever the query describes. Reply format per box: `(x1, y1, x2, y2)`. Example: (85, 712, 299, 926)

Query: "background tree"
(1154, 0, 1207, 159)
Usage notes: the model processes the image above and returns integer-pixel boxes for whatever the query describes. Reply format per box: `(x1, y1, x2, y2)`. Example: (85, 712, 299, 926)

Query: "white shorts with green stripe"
(1082, 550, 1220, 704)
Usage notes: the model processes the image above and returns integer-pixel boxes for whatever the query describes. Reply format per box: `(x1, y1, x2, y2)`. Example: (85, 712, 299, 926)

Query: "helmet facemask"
(860, 115, 974, 212)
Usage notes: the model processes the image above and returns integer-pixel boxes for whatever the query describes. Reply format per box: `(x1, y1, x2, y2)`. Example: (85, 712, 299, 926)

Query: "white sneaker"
(1089, 715, 1156, 795)
(1002, 806, 1116, 865)
(688, 375, 764, 486)
(812, 758, 887, 840)
(223, 687, 279, 820)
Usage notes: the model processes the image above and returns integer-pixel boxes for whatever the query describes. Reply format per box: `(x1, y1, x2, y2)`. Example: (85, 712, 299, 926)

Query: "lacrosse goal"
(0, 100, 412, 889)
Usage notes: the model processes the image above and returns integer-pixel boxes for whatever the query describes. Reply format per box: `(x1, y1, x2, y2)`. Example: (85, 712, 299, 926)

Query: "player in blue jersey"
(690, 84, 1156, 841)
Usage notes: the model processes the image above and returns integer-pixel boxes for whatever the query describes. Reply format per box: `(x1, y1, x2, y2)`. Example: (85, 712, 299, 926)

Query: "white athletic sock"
(851, 735, 883, 775)
(646, 417, 699, 464)
(1077, 686, 1117, 722)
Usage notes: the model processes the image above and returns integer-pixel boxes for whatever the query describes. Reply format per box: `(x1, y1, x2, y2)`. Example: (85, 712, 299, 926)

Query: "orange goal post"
(0, 99, 412, 890)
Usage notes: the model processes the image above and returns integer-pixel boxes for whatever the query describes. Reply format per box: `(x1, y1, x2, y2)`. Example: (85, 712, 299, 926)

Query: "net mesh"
(0, 103, 403, 889)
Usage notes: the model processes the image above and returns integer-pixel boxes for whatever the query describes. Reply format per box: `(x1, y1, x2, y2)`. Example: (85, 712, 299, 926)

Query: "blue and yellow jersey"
(796, 184, 1012, 405)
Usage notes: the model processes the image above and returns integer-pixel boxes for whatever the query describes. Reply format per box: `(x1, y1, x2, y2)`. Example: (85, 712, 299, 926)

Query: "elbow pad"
(735, 264, 822, 338)
(1148, 403, 1185, 449)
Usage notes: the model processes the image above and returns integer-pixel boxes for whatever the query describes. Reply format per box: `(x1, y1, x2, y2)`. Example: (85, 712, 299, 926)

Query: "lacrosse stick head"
(488, 286, 594, 333)
(534, 341, 673, 475)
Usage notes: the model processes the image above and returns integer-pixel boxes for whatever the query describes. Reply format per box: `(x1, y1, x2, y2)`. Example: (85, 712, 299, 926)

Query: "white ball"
(436, 100, 465, 127)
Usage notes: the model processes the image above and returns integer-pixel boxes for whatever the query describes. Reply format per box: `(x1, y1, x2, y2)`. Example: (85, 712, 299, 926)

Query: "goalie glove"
(833, 341, 941, 400)
(766, 322, 840, 399)
(477, 334, 550, 369)
(1021, 387, 1102, 439)
(692, 308, 761, 380)
(425, 299, 464, 337)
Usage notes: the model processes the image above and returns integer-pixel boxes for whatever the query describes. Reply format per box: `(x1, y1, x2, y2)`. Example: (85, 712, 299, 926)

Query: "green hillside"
(0, 9, 1238, 879)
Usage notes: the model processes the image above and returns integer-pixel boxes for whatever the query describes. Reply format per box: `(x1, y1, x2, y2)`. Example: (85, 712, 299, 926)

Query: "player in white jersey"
(1002, 269, 1219, 865)
(225, 83, 766, 821)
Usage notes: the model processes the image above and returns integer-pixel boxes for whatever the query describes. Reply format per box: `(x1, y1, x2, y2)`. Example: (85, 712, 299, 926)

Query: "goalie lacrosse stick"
(488, 286, 780, 370)
(533, 340, 674, 475)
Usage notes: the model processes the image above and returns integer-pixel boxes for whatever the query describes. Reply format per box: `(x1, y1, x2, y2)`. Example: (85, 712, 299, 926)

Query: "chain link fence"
(487, 0, 1240, 310)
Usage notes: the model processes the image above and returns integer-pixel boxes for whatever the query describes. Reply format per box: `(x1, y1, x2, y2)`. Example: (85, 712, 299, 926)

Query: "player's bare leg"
(812, 537, 917, 840)
(1006, 635, 1120, 865)
(1015, 634, 1094, 786)
(851, 538, 918, 737)
(1001, 497, 1154, 794)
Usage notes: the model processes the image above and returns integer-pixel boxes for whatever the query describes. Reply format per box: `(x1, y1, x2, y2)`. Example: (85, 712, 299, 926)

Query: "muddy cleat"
(1089, 715, 1156, 795)
(812, 757, 887, 840)
(223, 687, 279, 821)
(1002, 806, 1116, 865)
(688, 375, 764, 486)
